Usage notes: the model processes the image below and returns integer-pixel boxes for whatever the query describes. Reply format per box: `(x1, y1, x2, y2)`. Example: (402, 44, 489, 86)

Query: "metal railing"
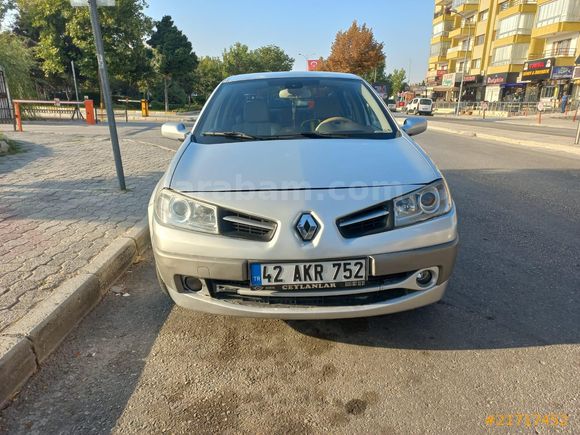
(541, 47, 576, 57)
(431, 100, 571, 116)
(19, 105, 83, 121)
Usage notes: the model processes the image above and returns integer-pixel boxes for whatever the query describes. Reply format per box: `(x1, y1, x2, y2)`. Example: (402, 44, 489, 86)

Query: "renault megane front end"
(149, 71, 458, 319)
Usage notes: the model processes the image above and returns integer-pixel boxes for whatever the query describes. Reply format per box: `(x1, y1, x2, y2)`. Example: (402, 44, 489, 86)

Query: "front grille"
(337, 202, 393, 238)
(208, 271, 413, 308)
(212, 288, 411, 307)
(219, 210, 277, 242)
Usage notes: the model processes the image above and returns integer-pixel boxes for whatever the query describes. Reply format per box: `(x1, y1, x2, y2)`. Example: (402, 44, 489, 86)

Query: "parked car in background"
(386, 98, 397, 111)
(152, 71, 458, 319)
(405, 98, 433, 116)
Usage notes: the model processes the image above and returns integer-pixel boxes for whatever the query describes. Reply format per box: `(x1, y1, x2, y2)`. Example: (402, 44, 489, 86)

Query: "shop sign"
(551, 65, 574, 80)
(463, 74, 481, 83)
(573, 66, 580, 80)
(436, 69, 446, 78)
(442, 73, 456, 87)
(486, 73, 508, 85)
(522, 57, 554, 81)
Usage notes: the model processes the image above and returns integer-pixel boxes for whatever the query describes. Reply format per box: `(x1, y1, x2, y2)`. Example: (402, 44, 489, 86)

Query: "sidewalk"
(0, 124, 174, 333)
(436, 111, 580, 130)
(424, 116, 580, 157)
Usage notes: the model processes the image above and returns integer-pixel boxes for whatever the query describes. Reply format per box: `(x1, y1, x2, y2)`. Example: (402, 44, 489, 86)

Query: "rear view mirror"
(161, 122, 188, 141)
(401, 118, 427, 136)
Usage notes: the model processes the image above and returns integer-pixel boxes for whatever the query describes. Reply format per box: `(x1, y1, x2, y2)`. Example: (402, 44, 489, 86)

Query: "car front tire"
(155, 263, 173, 300)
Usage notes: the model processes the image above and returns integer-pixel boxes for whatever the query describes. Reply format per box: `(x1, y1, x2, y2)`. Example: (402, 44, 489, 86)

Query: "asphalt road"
(1, 130, 579, 434)
(394, 113, 577, 138)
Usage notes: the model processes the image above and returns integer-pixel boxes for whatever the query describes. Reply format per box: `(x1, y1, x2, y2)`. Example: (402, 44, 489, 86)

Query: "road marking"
(124, 138, 176, 153)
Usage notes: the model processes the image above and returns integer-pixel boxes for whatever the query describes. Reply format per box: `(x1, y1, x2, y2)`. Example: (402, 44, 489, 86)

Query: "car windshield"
(194, 77, 398, 143)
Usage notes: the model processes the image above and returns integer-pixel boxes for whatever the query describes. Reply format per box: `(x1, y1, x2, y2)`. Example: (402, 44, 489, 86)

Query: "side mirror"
(161, 122, 188, 141)
(401, 117, 427, 136)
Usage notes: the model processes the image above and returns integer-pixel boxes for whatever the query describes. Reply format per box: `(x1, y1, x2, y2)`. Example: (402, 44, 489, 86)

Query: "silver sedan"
(150, 71, 458, 319)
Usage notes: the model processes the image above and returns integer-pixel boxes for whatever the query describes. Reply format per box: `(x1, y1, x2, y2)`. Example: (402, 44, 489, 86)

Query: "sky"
(145, 0, 434, 83)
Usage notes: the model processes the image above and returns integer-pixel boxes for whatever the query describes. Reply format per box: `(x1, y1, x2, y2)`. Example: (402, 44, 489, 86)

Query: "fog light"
(183, 276, 203, 292)
(416, 270, 433, 286)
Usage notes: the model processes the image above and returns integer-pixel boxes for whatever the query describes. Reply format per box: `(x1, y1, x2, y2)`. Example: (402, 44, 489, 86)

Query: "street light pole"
(298, 53, 310, 70)
(87, 0, 126, 190)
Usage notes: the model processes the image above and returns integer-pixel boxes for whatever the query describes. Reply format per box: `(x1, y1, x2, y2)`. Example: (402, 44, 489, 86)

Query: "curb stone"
(0, 336, 36, 407)
(0, 217, 150, 408)
(428, 124, 580, 156)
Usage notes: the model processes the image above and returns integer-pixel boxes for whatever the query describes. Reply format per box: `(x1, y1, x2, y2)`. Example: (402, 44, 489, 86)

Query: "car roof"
(223, 71, 361, 83)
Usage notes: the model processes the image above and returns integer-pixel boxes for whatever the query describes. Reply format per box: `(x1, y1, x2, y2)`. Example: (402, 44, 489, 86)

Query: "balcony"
(527, 47, 576, 65)
(446, 45, 471, 60)
(498, 0, 537, 12)
(429, 53, 450, 64)
(449, 24, 475, 39)
(498, 0, 538, 19)
(542, 47, 576, 57)
(451, 0, 479, 13)
(489, 56, 527, 67)
(532, 20, 580, 37)
(533, 0, 580, 36)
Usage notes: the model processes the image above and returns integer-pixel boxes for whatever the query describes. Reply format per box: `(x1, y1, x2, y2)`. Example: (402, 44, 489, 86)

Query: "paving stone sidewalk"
(0, 125, 175, 332)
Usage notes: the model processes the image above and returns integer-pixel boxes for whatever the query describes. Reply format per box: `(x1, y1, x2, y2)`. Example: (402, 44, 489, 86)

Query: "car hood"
(170, 137, 439, 192)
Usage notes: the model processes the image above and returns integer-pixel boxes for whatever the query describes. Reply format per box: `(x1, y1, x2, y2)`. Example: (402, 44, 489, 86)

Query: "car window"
(420, 99, 432, 105)
(194, 77, 398, 143)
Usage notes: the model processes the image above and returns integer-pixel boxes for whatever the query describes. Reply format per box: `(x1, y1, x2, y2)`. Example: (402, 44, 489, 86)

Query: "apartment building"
(426, 0, 580, 103)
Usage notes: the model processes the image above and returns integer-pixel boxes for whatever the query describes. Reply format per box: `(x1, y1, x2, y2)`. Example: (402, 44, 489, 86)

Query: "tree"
(148, 15, 197, 111)
(317, 21, 385, 77)
(0, 32, 36, 97)
(222, 43, 294, 77)
(361, 59, 388, 83)
(14, 0, 153, 98)
(0, 0, 14, 30)
(254, 45, 293, 72)
(193, 56, 224, 99)
(389, 68, 407, 96)
(222, 43, 260, 76)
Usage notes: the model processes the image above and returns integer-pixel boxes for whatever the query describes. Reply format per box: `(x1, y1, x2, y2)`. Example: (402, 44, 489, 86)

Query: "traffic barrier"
(12, 99, 96, 132)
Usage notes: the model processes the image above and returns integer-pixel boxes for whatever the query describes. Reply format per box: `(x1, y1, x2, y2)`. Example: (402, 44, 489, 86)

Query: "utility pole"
(448, 7, 471, 116)
(71, 60, 80, 101)
(85, 0, 126, 190)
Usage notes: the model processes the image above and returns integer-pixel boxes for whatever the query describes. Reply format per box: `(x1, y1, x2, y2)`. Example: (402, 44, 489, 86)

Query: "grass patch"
(0, 133, 22, 155)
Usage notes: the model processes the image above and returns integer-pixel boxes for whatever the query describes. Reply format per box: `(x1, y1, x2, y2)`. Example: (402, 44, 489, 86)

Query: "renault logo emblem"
(296, 213, 319, 241)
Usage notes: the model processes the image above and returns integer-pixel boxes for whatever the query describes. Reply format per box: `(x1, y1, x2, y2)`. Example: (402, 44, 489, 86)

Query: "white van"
(406, 98, 433, 116)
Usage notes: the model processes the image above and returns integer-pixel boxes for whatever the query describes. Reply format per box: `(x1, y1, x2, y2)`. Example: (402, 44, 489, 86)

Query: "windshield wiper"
(202, 131, 261, 140)
(298, 132, 354, 138)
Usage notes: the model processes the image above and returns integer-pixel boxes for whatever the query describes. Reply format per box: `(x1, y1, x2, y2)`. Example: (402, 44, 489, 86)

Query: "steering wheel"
(300, 119, 321, 131)
(315, 117, 358, 133)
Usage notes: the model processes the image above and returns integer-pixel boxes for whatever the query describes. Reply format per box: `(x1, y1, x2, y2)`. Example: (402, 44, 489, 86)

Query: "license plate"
(249, 259, 367, 290)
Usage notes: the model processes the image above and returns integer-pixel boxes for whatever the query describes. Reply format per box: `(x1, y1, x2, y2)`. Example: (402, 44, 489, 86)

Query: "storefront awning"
(432, 86, 458, 91)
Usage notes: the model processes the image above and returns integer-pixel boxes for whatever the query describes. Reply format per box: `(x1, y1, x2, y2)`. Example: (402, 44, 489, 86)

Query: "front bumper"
(152, 234, 458, 319)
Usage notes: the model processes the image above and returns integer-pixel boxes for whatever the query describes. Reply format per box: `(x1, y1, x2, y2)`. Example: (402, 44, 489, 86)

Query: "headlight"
(393, 179, 452, 227)
(154, 189, 218, 234)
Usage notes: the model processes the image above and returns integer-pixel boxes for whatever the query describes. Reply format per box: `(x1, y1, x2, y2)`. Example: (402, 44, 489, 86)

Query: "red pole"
(84, 100, 96, 125)
(14, 102, 22, 132)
